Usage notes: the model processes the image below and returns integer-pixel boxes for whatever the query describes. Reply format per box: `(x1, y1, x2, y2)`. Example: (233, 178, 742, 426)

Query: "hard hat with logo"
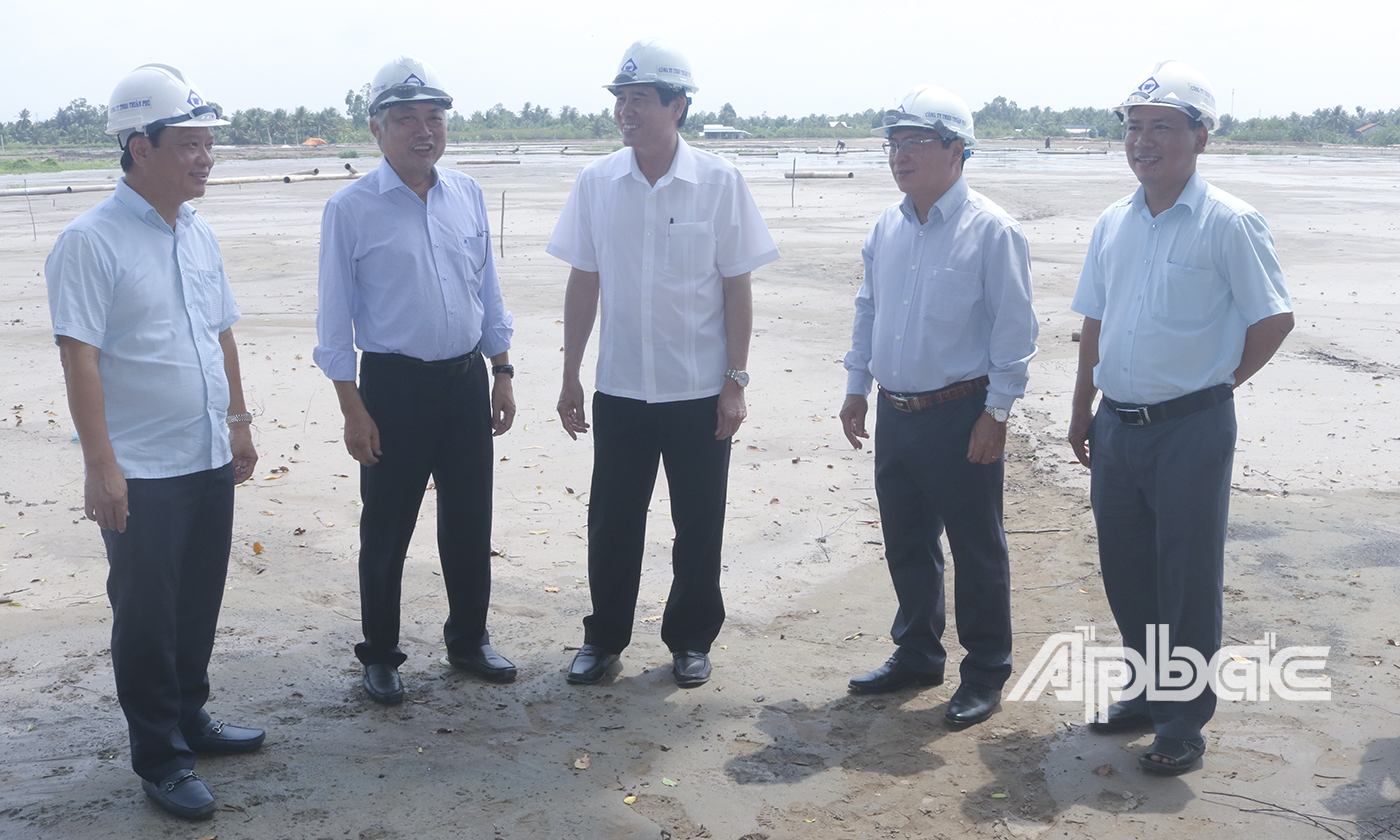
(369, 56, 454, 115)
(605, 38, 698, 95)
(873, 84, 978, 149)
(106, 63, 229, 149)
(1114, 59, 1219, 131)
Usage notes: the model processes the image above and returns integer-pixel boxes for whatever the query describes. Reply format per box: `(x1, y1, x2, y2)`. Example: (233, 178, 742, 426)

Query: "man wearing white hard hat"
(549, 38, 778, 688)
(45, 63, 263, 820)
(315, 57, 518, 705)
(1069, 60, 1293, 774)
(840, 85, 1038, 725)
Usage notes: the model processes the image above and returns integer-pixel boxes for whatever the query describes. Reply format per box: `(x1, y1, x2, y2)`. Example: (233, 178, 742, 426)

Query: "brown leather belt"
(881, 375, 990, 412)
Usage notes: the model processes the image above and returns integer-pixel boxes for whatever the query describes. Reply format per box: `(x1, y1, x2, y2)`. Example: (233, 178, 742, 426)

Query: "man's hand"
(343, 403, 381, 465)
(84, 461, 129, 533)
(967, 411, 1007, 464)
(229, 425, 259, 483)
(1068, 409, 1093, 468)
(715, 379, 747, 440)
(840, 394, 870, 450)
(491, 375, 516, 436)
(558, 375, 589, 440)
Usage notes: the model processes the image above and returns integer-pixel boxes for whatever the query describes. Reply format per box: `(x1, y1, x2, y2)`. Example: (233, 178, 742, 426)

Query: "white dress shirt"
(46, 180, 240, 479)
(546, 138, 779, 403)
(845, 178, 1039, 411)
(314, 163, 513, 382)
(1072, 173, 1292, 404)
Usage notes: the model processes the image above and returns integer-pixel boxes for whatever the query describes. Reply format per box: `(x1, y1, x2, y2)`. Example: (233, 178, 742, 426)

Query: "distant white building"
(1062, 124, 1095, 136)
(701, 124, 749, 139)
(828, 121, 849, 129)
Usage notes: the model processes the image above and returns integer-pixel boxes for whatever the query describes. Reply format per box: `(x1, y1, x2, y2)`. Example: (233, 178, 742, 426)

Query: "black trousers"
(103, 463, 233, 783)
(355, 351, 495, 667)
(1089, 397, 1235, 741)
(583, 392, 730, 655)
(873, 393, 1013, 689)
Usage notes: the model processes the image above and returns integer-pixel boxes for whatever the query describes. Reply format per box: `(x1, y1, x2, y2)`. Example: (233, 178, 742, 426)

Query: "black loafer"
(944, 682, 1001, 726)
(447, 643, 518, 683)
(141, 769, 216, 820)
(182, 719, 265, 754)
(848, 657, 944, 694)
(672, 650, 712, 688)
(566, 644, 619, 685)
(363, 663, 404, 704)
(1088, 701, 1154, 734)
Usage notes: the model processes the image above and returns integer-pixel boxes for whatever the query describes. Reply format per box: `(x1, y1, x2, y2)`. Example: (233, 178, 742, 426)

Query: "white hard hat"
(873, 84, 978, 149)
(606, 38, 698, 95)
(369, 56, 453, 114)
(1115, 59, 1219, 132)
(106, 63, 229, 149)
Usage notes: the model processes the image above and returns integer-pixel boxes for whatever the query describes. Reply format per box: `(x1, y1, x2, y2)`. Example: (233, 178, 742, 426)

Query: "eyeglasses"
(883, 136, 949, 156)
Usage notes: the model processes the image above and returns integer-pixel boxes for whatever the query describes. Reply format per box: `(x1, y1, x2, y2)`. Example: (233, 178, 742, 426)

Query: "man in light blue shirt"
(46, 64, 262, 821)
(315, 57, 516, 705)
(841, 85, 1038, 726)
(1069, 61, 1293, 775)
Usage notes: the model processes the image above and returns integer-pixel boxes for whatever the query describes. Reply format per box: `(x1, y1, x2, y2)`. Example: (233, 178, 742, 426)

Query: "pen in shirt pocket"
(669, 218, 673, 237)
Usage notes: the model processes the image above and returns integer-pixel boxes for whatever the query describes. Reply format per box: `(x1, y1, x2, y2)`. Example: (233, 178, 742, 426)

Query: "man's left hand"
(230, 425, 259, 483)
(715, 379, 746, 440)
(966, 412, 1006, 464)
(492, 376, 516, 436)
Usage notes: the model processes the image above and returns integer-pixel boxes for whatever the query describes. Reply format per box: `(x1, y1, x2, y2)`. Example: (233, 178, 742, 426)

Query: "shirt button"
(918, 231, 924, 236)
(910, 265, 916, 270)
(895, 335, 901, 340)
(903, 300, 909, 305)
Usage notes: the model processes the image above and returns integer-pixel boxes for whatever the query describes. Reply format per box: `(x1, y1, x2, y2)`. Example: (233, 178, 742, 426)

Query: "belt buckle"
(1114, 406, 1150, 426)
(887, 392, 912, 412)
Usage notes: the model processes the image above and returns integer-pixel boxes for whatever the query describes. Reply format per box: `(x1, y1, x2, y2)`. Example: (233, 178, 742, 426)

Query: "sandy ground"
(2, 137, 1399, 840)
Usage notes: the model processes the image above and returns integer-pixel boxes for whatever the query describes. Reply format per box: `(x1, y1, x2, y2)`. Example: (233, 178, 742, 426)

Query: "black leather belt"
(363, 347, 481, 372)
(1102, 383, 1233, 426)
(881, 376, 990, 412)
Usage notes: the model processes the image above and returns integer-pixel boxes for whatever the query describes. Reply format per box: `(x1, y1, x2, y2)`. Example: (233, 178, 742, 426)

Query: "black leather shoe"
(141, 769, 216, 820)
(848, 657, 944, 694)
(672, 650, 712, 688)
(182, 718, 265, 754)
(1088, 701, 1154, 734)
(363, 664, 404, 704)
(566, 644, 619, 685)
(944, 682, 1001, 726)
(447, 644, 518, 683)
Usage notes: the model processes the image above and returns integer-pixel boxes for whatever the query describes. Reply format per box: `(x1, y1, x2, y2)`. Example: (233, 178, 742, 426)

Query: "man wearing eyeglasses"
(840, 84, 1037, 726)
(315, 56, 517, 705)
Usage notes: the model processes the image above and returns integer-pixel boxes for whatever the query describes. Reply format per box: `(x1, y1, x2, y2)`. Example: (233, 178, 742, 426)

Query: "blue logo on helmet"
(621, 58, 638, 73)
(1138, 76, 1160, 94)
(403, 73, 426, 87)
(187, 91, 204, 107)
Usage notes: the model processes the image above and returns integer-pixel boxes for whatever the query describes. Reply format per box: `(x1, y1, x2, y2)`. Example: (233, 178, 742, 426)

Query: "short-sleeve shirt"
(546, 138, 779, 403)
(314, 164, 513, 382)
(844, 178, 1039, 410)
(1072, 173, 1292, 404)
(45, 179, 240, 479)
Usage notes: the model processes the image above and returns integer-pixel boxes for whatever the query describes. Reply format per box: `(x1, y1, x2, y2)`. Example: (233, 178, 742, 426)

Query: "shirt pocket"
(193, 269, 226, 327)
(920, 267, 982, 326)
(460, 233, 488, 286)
(663, 221, 716, 278)
(1149, 262, 1229, 323)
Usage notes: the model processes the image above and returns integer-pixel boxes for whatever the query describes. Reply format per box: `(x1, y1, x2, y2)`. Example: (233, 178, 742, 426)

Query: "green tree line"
(4, 93, 1399, 148)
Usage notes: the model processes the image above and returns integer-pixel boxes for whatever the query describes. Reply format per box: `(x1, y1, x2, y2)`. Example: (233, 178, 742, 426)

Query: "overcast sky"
(4, 0, 1390, 129)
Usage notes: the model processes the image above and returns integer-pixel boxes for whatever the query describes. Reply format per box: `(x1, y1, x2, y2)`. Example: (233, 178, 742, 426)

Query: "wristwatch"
(725, 369, 749, 387)
(492, 364, 515, 378)
(984, 405, 1008, 423)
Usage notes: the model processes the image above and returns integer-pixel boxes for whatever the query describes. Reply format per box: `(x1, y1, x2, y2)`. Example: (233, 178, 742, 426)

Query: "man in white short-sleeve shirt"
(548, 38, 778, 688)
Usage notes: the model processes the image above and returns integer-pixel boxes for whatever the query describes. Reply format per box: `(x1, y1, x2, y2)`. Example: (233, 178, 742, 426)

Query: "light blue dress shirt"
(1072, 173, 1292, 404)
(46, 180, 240, 479)
(314, 163, 513, 381)
(845, 177, 1039, 411)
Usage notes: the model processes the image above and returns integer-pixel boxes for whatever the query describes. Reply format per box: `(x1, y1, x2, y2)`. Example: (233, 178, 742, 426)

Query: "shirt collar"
(113, 178, 195, 231)
(897, 174, 969, 225)
(1130, 171, 1206, 217)
(374, 160, 439, 196)
(621, 135, 696, 188)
